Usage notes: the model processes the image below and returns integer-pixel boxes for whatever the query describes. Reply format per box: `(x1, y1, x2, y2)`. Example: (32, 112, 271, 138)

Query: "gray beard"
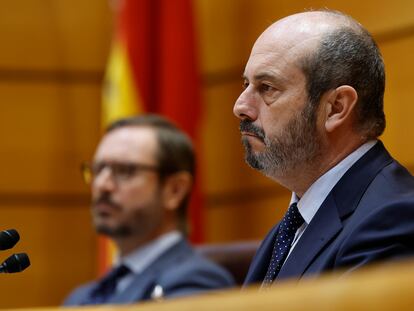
(243, 107, 321, 178)
(95, 224, 132, 238)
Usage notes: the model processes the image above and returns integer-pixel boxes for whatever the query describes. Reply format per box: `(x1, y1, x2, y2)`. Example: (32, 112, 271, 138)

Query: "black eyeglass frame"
(80, 161, 160, 185)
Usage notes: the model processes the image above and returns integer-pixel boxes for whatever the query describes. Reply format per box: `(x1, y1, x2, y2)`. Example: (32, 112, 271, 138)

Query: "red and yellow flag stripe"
(99, 0, 204, 274)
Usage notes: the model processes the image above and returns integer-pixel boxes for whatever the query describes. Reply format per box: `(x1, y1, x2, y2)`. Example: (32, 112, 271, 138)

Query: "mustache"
(239, 119, 265, 140)
(93, 193, 121, 210)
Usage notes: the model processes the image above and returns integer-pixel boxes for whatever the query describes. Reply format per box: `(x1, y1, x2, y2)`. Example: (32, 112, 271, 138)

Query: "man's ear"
(324, 85, 358, 132)
(162, 172, 193, 211)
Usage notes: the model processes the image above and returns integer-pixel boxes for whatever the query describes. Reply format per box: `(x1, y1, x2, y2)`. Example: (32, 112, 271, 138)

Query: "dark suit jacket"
(245, 141, 414, 285)
(64, 239, 235, 305)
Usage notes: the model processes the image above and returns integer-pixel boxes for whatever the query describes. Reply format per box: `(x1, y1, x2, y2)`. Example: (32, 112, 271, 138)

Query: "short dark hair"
(107, 114, 195, 231)
(300, 11, 386, 139)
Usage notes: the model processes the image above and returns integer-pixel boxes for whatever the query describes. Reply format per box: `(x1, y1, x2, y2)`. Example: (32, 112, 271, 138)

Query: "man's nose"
(92, 167, 116, 192)
(233, 87, 259, 121)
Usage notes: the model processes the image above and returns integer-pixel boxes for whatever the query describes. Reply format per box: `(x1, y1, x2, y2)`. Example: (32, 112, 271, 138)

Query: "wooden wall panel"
(195, 0, 251, 74)
(0, 83, 101, 193)
(0, 1, 110, 308)
(381, 36, 414, 166)
(0, 0, 112, 70)
(0, 204, 96, 308)
(0, 82, 101, 307)
(206, 191, 290, 242)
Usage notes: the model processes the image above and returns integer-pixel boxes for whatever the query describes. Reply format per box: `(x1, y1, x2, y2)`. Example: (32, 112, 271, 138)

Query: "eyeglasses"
(81, 161, 159, 184)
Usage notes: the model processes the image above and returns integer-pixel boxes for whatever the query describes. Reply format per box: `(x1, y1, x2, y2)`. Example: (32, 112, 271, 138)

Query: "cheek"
(262, 93, 308, 135)
(120, 181, 160, 206)
(260, 107, 285, 139)
(90, 184, 100, 200)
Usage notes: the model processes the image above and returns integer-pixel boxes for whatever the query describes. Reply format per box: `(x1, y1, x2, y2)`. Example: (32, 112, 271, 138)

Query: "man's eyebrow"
(242, 72, 285, 84)
(254, 73, 277, 81)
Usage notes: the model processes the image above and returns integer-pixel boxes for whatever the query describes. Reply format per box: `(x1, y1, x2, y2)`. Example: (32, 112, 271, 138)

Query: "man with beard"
(234, 9, 414, 287)
(64, 115, 234, 305)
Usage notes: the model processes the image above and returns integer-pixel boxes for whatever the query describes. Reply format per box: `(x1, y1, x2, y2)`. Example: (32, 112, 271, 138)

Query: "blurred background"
(0, 0, 414, 308)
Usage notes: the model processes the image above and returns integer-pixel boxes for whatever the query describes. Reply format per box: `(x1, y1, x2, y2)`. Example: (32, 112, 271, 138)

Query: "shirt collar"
(290, 140, 377, 224)
(115, 231, 182, 274)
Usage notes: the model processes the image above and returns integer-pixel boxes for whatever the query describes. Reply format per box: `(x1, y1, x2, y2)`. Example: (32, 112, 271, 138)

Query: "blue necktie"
(262, 203, 304, 287)
(86, 264, 131, 304)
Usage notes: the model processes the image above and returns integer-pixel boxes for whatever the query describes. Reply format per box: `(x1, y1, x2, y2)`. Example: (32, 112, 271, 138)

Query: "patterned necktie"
(86, 264, 131, 304)
(262, 202, 304, 287)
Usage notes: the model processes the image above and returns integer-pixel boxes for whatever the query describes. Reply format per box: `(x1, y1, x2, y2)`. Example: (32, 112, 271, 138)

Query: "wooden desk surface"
(15, 258, 414, 311)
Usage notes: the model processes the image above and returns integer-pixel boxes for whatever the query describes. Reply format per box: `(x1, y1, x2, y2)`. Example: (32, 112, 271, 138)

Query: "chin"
(95, 223, 131, 238)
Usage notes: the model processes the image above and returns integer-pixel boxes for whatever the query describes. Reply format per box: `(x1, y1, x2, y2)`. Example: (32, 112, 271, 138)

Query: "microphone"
(0, 253, 30, 273)
(0, 229, 20, 250)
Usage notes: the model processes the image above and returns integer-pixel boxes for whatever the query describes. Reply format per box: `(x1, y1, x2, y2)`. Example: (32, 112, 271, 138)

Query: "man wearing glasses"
(64, 114, 234, 306)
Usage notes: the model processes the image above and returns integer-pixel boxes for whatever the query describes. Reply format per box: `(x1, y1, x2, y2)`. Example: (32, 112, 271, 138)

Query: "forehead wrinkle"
(246, 31, 323, 83)
(245, 48, 308, 85)
(256, 33, 322, 60)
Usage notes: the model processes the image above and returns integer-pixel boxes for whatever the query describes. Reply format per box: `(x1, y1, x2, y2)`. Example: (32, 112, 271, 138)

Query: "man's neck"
(275, 137, 366, 197)
(115, 225, 177, 257)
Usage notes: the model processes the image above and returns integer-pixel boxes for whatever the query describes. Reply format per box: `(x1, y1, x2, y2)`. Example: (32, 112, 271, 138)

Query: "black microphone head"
(1, 253, 30, 273)
(0, 229, 20, 250)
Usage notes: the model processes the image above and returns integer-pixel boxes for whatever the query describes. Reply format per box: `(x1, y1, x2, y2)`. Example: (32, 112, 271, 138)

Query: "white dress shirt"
(113, 231, 182, 293)
(286, 140, 377, 258)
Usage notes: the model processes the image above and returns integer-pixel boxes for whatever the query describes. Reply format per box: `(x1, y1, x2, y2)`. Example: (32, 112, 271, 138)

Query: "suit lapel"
(278, 141, 393, 280)
(109, 239, 191, 303)
(244, 224, 280, 284)
(277, 195, 342, 279)
(331, 141, 392, 219)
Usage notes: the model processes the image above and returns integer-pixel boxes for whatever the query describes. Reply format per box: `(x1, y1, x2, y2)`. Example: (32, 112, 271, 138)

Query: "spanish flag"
(99, 0, 203, 273)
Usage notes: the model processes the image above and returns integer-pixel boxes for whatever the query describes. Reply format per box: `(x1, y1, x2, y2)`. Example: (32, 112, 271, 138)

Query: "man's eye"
(115, 165, 135, 178)
(242, 80, 249, 89)
(91, 163, 106, 175)
(259, 84, 273, 93)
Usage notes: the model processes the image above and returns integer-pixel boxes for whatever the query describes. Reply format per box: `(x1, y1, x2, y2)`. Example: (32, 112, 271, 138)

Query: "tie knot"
(105, 264, 130, 282)
(87, 264, 131, 304)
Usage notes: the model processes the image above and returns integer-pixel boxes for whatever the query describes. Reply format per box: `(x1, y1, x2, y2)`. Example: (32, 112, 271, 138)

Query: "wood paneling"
(195, 0, 252, 74)
(0, 83, 101, 193)
(0, 0, 112, 70)
(0, 1, 111, 308)
(0, 204, 96, 308)
(381, 36, 414, 164)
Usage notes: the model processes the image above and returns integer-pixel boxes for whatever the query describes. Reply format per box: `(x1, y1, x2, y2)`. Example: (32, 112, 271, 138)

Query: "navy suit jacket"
(245, 141, 414, 285)
(64, 239, 234, 305)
